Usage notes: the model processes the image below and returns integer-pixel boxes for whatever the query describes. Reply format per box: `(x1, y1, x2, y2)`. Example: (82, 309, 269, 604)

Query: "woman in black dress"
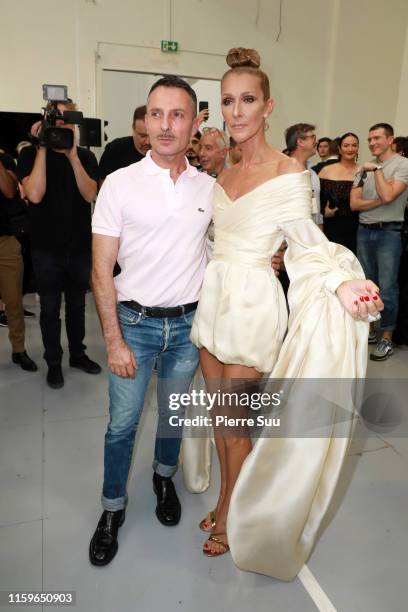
(319, 132, 360, 253)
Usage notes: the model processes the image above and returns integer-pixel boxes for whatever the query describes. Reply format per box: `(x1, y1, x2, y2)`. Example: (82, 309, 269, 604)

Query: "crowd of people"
(1, 107, 406, 376)
(0, 46, 406, 579)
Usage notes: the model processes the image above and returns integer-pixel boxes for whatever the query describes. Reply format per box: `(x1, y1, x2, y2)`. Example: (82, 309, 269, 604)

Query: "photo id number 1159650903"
(3, 591, 76, 606)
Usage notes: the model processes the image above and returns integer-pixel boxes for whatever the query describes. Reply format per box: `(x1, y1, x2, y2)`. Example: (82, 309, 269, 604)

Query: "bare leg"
(199, 348, 227, 528)
(203, 362, 263, 555)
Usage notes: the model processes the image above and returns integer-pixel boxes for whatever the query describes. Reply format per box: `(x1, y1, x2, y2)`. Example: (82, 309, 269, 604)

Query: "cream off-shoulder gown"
(184, 170, 368, 581)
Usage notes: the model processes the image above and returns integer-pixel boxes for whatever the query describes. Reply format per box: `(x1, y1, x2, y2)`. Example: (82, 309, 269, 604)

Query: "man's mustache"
(157, 133, 176, 139)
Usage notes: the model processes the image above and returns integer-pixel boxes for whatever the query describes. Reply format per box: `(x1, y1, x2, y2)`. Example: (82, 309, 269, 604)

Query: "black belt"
(359, 222, 403, 230)
(120, 300, 198, 318)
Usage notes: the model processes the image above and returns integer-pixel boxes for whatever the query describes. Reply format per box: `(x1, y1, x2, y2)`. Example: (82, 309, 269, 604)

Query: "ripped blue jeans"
(102, 302, 199, 511)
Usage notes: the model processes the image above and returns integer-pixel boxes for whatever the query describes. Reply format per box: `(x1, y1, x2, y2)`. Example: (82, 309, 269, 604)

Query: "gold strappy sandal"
(199, 510, 216, 533)
(203, 533, 230, 557)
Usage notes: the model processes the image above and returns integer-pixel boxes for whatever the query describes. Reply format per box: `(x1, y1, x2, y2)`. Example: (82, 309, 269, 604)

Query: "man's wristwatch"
(373, 165, 383, 172)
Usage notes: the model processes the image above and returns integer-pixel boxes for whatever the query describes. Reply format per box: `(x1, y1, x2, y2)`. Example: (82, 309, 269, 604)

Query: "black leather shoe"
(12, 351, 38, 372)
(69, 354, 102, 374)
(153, 472, 181, 526)
(46, 365, 64, 389)
(89, 509, 126, 566)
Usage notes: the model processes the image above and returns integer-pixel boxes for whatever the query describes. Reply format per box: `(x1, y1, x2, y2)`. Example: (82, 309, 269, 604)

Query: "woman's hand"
(336, 279, 384, 321)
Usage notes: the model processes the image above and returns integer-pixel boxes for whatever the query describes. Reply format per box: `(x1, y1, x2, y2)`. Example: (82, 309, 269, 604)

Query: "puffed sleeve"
(280, 215, 364, 294)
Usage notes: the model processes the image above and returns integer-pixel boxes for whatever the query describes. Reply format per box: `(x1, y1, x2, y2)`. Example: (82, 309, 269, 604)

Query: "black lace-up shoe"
(69, 354, 101, 374)
(46, 365, 64, 389)
(12, 351, 38, 372)
(89, 509, 126, 566)
(153, 472, 181, 526)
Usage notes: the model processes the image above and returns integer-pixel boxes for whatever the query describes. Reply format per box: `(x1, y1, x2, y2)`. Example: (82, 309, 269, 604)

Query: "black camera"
(37, 84, 83, 149)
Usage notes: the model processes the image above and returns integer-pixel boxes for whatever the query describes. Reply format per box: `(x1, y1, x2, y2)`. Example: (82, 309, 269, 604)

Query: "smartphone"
(199, 101, 209, 120)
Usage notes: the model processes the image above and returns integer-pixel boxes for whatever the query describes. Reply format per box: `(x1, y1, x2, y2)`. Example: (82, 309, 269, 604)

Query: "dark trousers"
(32, 250, 91, 365)
(19, 235, 35, 295)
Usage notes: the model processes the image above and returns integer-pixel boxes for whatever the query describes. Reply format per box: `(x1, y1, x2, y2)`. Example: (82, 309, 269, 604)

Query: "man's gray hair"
(203, 127, 229, 150)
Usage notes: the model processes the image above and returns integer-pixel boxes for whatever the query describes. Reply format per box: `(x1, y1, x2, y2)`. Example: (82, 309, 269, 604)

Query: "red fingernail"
(359, 296, 364, 302)
(364, 296, 370, 301)
(354, 301, 358, 305)
(373, 295, 378, 301)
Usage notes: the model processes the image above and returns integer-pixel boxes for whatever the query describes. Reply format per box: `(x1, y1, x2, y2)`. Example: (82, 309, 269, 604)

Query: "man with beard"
(186, 130, 202, 169)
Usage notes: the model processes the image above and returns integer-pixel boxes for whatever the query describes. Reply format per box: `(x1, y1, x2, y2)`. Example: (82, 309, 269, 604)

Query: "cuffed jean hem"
(101, 493, 128, 512)
(380, 326, 396, 332)
(152, 460, 178, 478)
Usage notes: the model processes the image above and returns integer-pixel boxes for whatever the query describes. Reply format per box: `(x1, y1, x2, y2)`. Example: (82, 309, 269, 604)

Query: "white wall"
(102, 71, 158, 142)
(395, 21, 408, 136)
(326, 0, 408, 159)
(0, 0, 407, 156)
(102, 71, 224, 145)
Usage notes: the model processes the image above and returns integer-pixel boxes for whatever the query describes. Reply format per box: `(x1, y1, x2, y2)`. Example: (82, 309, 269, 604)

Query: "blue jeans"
(102, 303, 199, 511)
(357, 225, 402, 331)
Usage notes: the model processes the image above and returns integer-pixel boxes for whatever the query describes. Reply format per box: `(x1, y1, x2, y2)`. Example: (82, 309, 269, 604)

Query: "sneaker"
(23, 309, 36, 318)
(368, 330, 377, 344)
(370, 338, 394, 361)
(0, 311, 7, 327)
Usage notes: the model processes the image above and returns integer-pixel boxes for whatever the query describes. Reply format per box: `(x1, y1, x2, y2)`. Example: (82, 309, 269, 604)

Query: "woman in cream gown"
(186, 48, 383, 581)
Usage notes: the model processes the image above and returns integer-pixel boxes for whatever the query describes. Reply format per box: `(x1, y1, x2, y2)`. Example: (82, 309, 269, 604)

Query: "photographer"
(0, 151, 37, 370)
(17, 99, 101, 389)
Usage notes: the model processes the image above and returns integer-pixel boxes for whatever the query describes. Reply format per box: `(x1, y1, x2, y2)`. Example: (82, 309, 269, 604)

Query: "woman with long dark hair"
(319, 132, 360, 253)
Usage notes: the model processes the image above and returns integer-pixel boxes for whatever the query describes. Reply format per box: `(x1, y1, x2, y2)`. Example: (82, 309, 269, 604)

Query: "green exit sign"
(161, 40, 179, 53)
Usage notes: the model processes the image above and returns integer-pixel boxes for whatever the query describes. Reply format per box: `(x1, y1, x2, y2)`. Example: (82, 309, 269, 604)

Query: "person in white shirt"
(89, 76, 214, 566)
(284, 122, 323, 227)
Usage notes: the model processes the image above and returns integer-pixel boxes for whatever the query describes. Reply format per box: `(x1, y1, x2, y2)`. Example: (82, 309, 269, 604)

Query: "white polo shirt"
(92, 151, 214, 306)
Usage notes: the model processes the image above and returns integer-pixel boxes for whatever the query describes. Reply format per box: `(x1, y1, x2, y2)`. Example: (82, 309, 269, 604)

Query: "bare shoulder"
(277, 155, 304, 176)
(319, 163, 340, 179)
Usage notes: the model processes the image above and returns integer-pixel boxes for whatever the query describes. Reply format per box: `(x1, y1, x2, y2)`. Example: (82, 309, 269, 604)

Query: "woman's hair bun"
(226, 48, 261, 69)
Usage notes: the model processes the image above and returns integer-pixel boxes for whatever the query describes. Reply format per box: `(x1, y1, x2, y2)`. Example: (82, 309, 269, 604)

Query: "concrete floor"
(0, 294, 407, 612)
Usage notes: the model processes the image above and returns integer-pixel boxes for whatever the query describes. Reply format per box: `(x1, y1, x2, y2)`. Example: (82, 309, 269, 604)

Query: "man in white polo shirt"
(89, 76, 214, 566)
